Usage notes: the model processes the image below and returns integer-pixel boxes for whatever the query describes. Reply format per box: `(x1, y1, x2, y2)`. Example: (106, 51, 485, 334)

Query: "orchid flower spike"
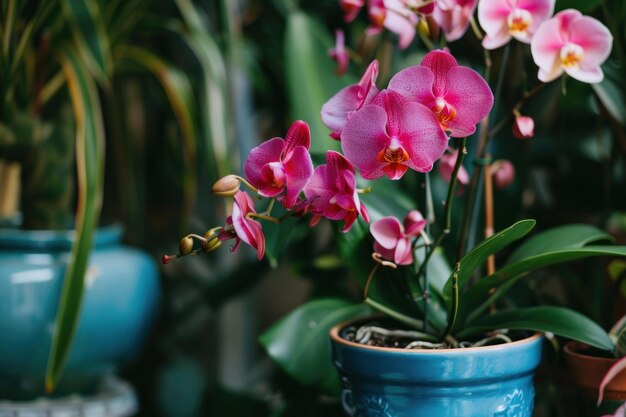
(341, 89, 448, 180)
(321, 60, 379, 140)
(303, 151, 370, 232)
(329, 29, 349, 75)
(478, 0, 555, 50)
(531, 9, 613, 84)
(231, 191, 265, 260)
(244, 120, 314, 209)
(432, 0, 478, 42)
(389, 49, 494, 137)
(371, 211, 426, 265)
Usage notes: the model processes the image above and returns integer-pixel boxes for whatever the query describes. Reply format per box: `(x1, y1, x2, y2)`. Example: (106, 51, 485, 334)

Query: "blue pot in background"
(330, 320, 543, 417)
(0, 225, 160, 400)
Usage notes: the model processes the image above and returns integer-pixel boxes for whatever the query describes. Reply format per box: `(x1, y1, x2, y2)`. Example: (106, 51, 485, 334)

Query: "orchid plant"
(164, 0, 626, 397)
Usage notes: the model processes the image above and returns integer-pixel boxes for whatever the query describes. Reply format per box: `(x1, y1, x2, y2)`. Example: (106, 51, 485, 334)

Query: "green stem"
(458, 44, 510, 256)
(440, 266, 459, 340)
(247, 213, 280, 223)
(416, 139, 467, 281)
(364, 298, 436, 339)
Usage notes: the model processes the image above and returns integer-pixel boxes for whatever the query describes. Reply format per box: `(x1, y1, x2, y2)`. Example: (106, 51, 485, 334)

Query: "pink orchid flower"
(492, 159, 515, 189)
(340, 0, 366, 22)
(439, 149, 470, 185)
(231, 191, 265, 260)
(341, 89, 448, 180)
(321, 60, 379, 140)
(432, 0, 478, 42)
(371, 210, 426, 265)
(368, 0, 419, 49)
(513, 114, 534, 139)
(329, 29, 349, 76)
(244, 120, 313, 209)
(478, 0, 555, 50)
(303, 151, 370, 232)
(388, 49, 494, 137)
(531, 9, 613, 84)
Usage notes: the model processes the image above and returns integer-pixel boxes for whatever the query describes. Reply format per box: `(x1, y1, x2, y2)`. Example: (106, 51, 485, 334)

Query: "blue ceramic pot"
(330, 320, 543, 417)
(0, 225, 160, 400)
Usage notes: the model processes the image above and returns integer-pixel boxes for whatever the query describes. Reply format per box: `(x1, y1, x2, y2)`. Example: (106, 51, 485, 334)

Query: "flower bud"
(179, 236, 194, 255)
(418, 18, 430, 37)
(212, 174, 240, 197)
(162, 255, 173, 264)
(513, 115, 534, 139)
(492, 160, 515, 190)
(201, 230, 222, 252)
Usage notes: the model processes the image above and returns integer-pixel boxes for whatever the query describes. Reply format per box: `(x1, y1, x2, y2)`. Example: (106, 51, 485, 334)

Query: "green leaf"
(284, 12, 351, 154)
(61, 0, 113, 82)
(114, 45, 197, 228)
(337, 219, 428, 330)
(46, 46, 105, 391)
(555, 0, 602, 12)
(443, 219, 536, 302)
(463, 245, 626, 325)
(506, 224, 613, 265)
(259, 298, 370, 395)
(457, 306, 614, 351)
(173, 0, 233, 181)
(592, 64, 626, 126)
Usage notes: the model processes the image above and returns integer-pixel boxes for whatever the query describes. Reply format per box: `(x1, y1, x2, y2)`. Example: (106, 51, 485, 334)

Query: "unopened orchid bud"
(513, 115, 534, 139)
(492, 160, 515, 189)
(212, 174, 240, 197)
(162, 255, 174, 264)
(201, 230, 222, 252)
(179, 236, 194, 255)
(418, 18, 430, 37)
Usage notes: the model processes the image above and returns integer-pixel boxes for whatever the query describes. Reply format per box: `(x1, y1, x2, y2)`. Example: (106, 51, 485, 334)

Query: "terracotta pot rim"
(329, 316, 543, 354)
(563, 340, 616, 363)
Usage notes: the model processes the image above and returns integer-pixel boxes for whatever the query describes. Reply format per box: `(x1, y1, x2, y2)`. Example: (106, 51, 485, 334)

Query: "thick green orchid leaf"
(46, 47, 105, 391)
(506, 224, 612, 265)
(338, 219, 435, 330)
(457, 306, 614, 352)
(259, 298, 370, 395)
(443, 219, 536, 302)
(462, 246, 626, 326)
(61, 0, 113, 83)
(284, 11, 351, 154)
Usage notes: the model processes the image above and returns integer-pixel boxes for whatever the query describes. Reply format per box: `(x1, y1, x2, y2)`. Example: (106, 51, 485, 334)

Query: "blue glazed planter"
(0, 225, 160, 400)
(330, 320, 543, 417)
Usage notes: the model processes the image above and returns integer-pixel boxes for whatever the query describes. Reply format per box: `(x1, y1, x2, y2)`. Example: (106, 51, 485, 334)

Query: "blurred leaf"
(284, 11, 350, 154)
(443, 219, 536, 303)
(464, 245, 626, 325)
(115, 45, 197, 227)
(174, 0, 233, 181)
(61, 0, 113, 82)
(593, 65, 626, 126)
(457, 306, 613, 351)
(506, 224, 613, 265)
(555, 0, 602, 12)
(259, 298, 370, 395)
(46, 46, 105, 391)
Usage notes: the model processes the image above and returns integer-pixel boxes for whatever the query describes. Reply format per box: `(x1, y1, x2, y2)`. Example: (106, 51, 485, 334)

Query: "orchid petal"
(397, 102, 449, 171)
(371, 217, 404, 250)
(388, 65, 435, 105)
(281, 146, 314, 209)
(444, 66, 494, 137)
(283, 120, 311, 155)
(244, 138, 285, 190)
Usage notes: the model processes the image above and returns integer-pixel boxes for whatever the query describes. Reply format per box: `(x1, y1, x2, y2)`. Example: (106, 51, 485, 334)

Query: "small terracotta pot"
(564, 341, 626, 402)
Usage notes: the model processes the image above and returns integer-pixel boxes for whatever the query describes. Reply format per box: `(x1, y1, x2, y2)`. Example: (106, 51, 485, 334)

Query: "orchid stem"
(440, 265, 459, 341)
(416, 138, 466, 281)
(247, 213, 280, 223)
(422, 172, 432, 332)
(264, 198, 276, 215)
(363, 263, 381, 299)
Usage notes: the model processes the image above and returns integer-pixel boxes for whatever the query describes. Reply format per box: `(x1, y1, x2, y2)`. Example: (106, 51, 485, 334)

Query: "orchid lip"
(560, 43, 584, 68)
(507, 8, 532, 35)
(432, 97, 457, 130)
(378, 138, 410, 164)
